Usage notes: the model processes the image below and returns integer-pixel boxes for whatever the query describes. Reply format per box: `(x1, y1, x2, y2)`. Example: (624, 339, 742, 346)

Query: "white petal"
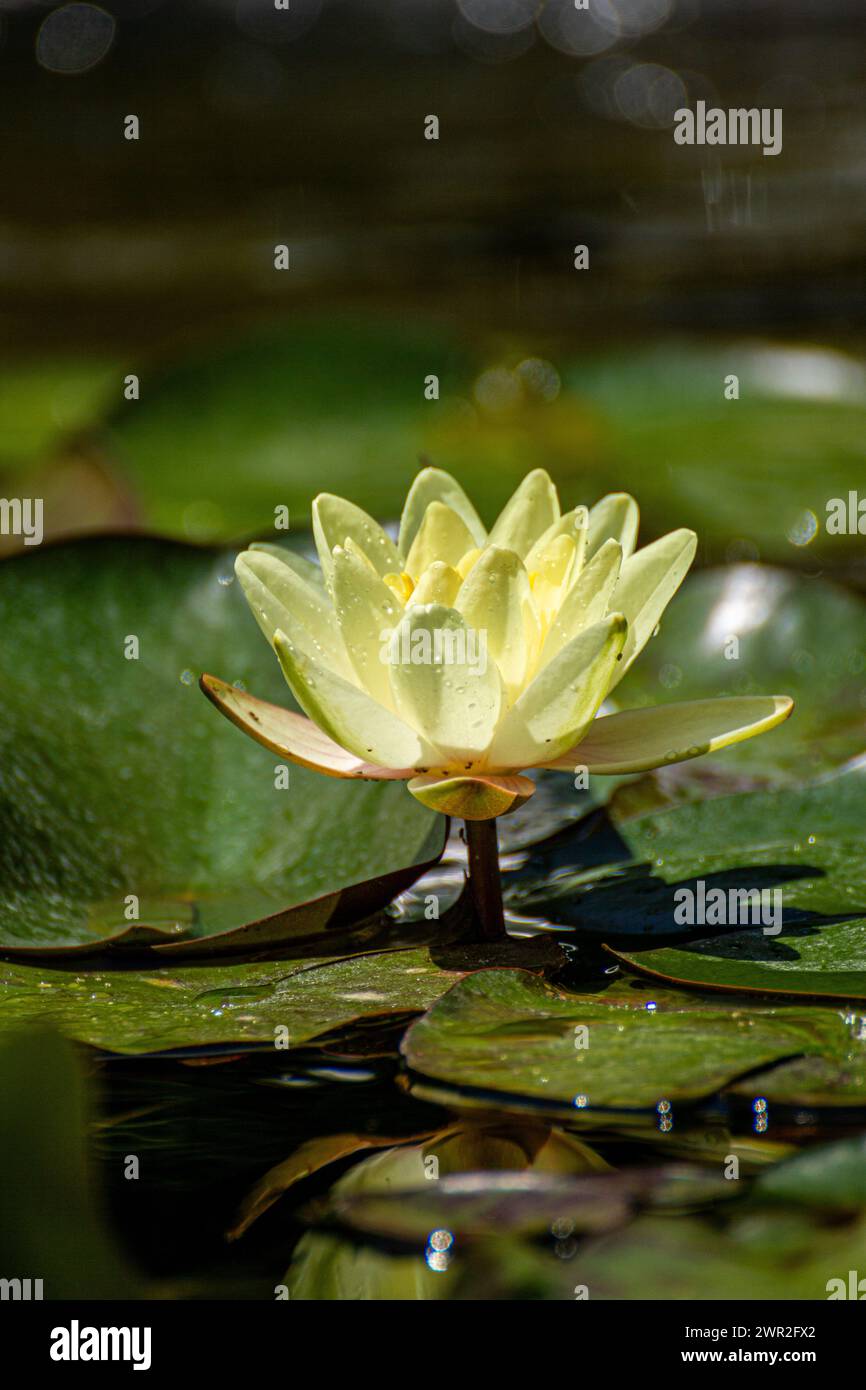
(387, 603, 503, 766)
(538, 538, 622, 669)
(524, 505, 588, 576)
(235, 550, 352, 679)
(586, 492, 639, 560)
(455, 546, 540, 704)
(486, 468, 560, 559)
(273, 630, 436, 771)
(330, 543, 404, 708)
(312, 493, 401, 589)
(247, 542, 327, 592)
(543, 696, 794, 774)
(201, 675, 411, 778)
(407, 561, 462, 608)
(398, 466, 486, 558)
(608, 528, 697, 687)
(405, 501, 477, 580)
(487, 613, 627, 769)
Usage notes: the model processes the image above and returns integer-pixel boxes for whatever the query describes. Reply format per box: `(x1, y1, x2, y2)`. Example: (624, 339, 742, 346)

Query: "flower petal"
(234, 550, 352, 678)
(200, 674, 411, 778)
(539, 538, 622, 668)
(524, 505, 588, 577)
(273, 629, 436, 770)
(387, 603, 503, 765)
(455, 545, 539, 704)
(329, 543, 406, 709)
(608, 527, 697, 687)
(404, 501, 477, 580)
(486, 468, 560, 559)
(407, 772, 535, 820)
(586, 492, 639, 561)
(543, 696, 794, 774)
(407, 561, 462, 608)
(247, 542, 327, 592)
(312, 492, 401, 589)
(398, 465, 486, 558)
(487, 612, 627, 769)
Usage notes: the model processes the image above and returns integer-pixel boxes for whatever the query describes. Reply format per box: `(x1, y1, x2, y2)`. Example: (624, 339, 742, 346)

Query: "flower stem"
(463, 817, 507, 942)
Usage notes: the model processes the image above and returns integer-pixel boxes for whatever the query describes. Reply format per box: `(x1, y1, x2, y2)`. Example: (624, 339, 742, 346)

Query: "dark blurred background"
(0, 0, 864, 571)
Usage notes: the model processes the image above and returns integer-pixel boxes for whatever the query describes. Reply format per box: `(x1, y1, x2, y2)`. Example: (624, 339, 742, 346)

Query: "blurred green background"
(0, 0, 863, 579)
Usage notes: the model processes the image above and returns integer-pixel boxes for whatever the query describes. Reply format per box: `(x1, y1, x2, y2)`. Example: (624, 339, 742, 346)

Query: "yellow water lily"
(202, 467, 793, 823)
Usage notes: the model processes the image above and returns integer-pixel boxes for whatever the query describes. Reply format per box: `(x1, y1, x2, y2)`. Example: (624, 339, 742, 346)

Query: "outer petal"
(487, 612, 627, 770)
(539, 538, 622, 669)
(234, 550, 352, 678)
(586, 492, 639, 561)
(273, 629, 437, 770)
(404, 501, 477, 580)
(407, 772, 535, 820)
(543, 696, 794, 774)
(312, 493, 401, 589)
(387, 603, 503, 765)
(607, 527, 697, 687)
(247, 542, 327, 592)
(330, 542, 403, 709)
(200, 675, 412, 779)
(486, 468, 560, 559)
(398, 465, 486, 558)
(455, 546, 540, 704)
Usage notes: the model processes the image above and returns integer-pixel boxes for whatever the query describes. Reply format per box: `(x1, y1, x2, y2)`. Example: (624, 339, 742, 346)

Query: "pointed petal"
(200, 674, 411, 778)
(408, 772, 535, 820)
(608, 527, 697, 687)
(524, 505, 588, 576)
(539, 538, 622, 668)
(312, 493, 401, 589)
(488, 613, 627, 769)
(486, 468, 560, 559)
(528, 533, 577, 630)
(330, 543, 404, 708)
(387, 603, 503, 764)
(407, 561, 462, 608)
(235, 550, 351, 678)
(398, 465, 486, 559)
(543, 696, 794, 774)
(273, 629, 436, 770)
(404, 501, 477, 580)
(586, 493, 639, 560)
(455, 546, 539, 704)
(247, 542, 327, 592)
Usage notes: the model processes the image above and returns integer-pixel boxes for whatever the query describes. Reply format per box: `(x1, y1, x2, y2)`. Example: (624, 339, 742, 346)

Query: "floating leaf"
(0, 949, 470, 1055)
(401, 969, 854, 1113)
(0, 537, 443, 953)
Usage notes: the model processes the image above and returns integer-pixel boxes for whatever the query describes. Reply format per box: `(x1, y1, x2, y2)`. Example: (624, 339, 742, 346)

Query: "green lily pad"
(506, 759, 866, 975)
(0, 949, 469, 1055)
(726, 1051, 866, 1109)
(401, 968, 857, 1113)
(0, 536, 443, 954)
(753, 1136, 866, 1209)
(613, 564, 866, 788)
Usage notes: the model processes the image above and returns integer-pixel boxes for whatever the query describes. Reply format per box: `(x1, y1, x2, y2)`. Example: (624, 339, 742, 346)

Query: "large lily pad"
(613, 564, 866, 788)
(505, 761, 866, 982)
(0, 949, 470, 1055)
(401, 968, 860, 1113)
(0, 536, 443, 954)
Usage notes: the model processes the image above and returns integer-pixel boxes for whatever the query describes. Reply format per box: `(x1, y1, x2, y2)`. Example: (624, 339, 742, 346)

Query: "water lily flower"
(202, 467, 792, 823)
